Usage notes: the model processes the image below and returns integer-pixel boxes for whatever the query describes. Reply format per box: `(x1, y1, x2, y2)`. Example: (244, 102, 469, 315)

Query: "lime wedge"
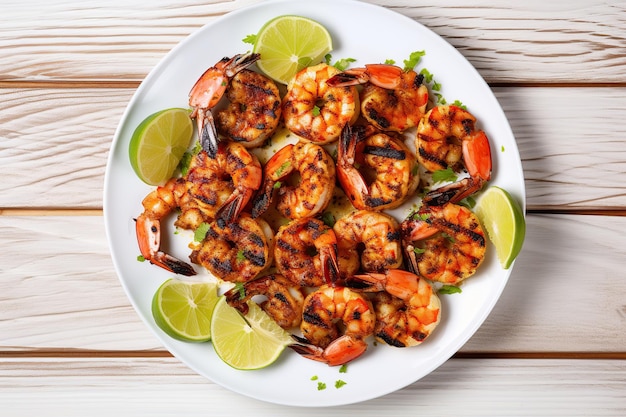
(475, 186, 526, 269)
(253, 15, 333, 84)
(152, 279, 219, 342)
(211, 297, 292, 370)
(129, 108, 194, 185)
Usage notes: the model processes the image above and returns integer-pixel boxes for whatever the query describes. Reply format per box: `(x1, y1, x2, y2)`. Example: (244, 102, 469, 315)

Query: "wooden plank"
(1, 214, 625, 353)
(0, 357, 624, 415)
(1, 0, 625, 84)
(2, 86, 626, 209)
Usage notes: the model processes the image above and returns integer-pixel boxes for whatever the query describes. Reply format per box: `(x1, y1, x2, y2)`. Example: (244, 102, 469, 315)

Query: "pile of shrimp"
(134, 52, 493, 366)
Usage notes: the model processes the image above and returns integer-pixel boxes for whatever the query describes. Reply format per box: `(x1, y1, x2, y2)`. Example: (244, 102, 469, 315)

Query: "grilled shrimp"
(189, 53, 260, 156)
(215, 69, 282, 148)
(224, 273, 305, 329)
(190, 213, 274, 283)
(333, 210, 403, 275)
(337, 124, 419, 211)
(186, 142, 262, 225)
(417, 105, 492, 205)
(273, 217, 344, 288)
(327, 64, 429, 133)
(351, 269, 441, 347)
(282, 63, 358, 144)
(251, 141, 336, 220)
(401, 203, 486, 285)
(291, 284, 376, 366)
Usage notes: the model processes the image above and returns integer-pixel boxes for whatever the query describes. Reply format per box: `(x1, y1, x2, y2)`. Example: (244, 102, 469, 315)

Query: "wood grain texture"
(1, 0, 625, 83)
(0, 357, 624, 416)
(2, 86, 626, 209)
(1, 214, 625, 353)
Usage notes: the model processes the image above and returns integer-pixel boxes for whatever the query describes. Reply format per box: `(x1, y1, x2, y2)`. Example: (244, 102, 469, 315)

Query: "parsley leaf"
(312, 105, 321, 117)
(242, 34, 256, 45)
(403, 50, 426, 70)
(439, 285, 462, 294)
(333, 57, 356, 71)
(431, 167, 458, 184)
(317, 382, 327, 391)
(335, 380, 347, 389)
(322, 211, 336, 228)
(194, 222, 210, 242)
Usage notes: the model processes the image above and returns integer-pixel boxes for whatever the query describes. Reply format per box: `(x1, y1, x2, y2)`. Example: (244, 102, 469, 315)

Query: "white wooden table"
(2, 0, 625, 415)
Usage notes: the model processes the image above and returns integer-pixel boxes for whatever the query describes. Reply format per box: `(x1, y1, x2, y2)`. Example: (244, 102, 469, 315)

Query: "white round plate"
(104, 0, 525, 407)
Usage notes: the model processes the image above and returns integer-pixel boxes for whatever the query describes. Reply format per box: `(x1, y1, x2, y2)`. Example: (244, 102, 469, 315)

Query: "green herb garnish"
(403, 50, 426, 70)
(335, 380, 347, 389)
(431, 167, 458, 184)
(194, 222, 210, 242)
(242, 34, 256, 45)
(439, 285, 462, 294)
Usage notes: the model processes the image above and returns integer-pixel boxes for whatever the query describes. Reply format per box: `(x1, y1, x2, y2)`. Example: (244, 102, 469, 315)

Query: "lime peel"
(129, 108, 194, 185)
(151, 279, 219, 342)
(253, 15, 333, 84)
(475, 186, 526, 269)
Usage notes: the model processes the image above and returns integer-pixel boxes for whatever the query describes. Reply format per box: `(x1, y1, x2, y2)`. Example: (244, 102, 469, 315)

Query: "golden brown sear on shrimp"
(191, 214, 273, 283)
(215, 69, 282, 148)
(282, 63, 357, 144)
(333, 210, 403, 274)
(402, 203, 487, 285)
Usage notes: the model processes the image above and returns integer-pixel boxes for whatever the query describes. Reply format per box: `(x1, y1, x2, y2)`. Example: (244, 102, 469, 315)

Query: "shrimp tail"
(197, 110, 219, 158)
(250, 186, 272, 219)
(337, 124, 370, 207)
(290, 334, 368, 366)
(422, 177, 485, 206)
(215, 187, 253, 225)
(135, 215, 196, 276)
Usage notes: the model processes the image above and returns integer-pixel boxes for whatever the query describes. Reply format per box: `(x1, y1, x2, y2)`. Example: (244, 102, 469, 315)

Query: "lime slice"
(152, 279, 219, 342)
(253, 15, 333, 84)
(475, 186, 526, 269)
(129, 108, 194, 185)
(211, 297, 292, 370)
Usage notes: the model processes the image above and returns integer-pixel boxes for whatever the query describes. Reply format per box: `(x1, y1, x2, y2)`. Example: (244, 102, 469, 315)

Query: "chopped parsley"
(194, 222, 210, 242)
(242, 34, 256, 45)
(439, 285, 462, 294)
(321, 211, 336, 228)
(275, 161, 291, 177)
(325, 54, 356, 71)
(431, 167, 458, 184)
(403, 50, 426, 70)
(317, 382, 327, 391)
(137, 255, 145, 262)
(339, 364, 348, 373)
(335, 380, 347, 389)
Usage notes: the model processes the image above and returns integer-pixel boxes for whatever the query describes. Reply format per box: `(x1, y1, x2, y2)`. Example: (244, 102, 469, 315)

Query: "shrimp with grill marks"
(350, 269, 441, 347)
(327, 64, 428, 133)
(190, 213, 274, 283)
(337, 124, 419, 211)
(333, 210, 403, 276)
(417, 105, 492, 205)
(401, 202, 486, 285)
(282, 63, 357, 144)
(251, 140, 336, 220)
(215, 69, 282, 149)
